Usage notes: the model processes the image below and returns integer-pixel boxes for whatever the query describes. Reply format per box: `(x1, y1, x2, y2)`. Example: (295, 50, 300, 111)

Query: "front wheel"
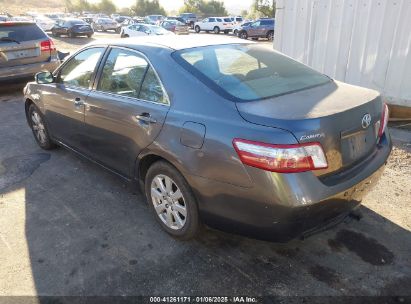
(145, 161, 200, 240)
(213, 26, 220, 34)
(28, 104, 57, 150)
(267, 31, 274, 41)
(195, 25, 200, 33)
(239, 31, 248, 39)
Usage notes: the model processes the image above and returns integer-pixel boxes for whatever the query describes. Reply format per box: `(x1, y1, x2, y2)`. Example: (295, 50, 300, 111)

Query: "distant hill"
(1, 0, 65, 15)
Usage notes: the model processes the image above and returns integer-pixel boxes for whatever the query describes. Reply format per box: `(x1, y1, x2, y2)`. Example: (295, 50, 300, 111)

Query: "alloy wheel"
(150, 174, 187, 230)
(31, 111, 47, 145)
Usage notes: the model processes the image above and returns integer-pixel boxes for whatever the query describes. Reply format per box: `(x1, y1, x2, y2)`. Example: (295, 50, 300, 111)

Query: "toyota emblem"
(362, 114, 372, 129)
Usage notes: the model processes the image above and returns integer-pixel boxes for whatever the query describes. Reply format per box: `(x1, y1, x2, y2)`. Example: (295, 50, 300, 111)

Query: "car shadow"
(0, 148, 410, 296)
(0, 94, 410, 297)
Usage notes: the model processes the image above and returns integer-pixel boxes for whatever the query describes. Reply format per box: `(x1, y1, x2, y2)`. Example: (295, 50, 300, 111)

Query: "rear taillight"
(40, 39, 56, 52)
(233, 139, 328, 173)
(378, 103, 389, 138)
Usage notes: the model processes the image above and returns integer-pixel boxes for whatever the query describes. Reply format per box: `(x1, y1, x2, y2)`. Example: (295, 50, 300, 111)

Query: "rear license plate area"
(6, 49, 38, 60)
(341, 129, 375, 164)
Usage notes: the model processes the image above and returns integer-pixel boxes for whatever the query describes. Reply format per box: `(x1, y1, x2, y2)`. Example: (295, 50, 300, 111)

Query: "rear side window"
(175, 44, 330, 101)
(208, 18, 215, 22)
(0, 24, 46, 42)
(139, 66, 168, 104)
(224, 18, 232, 22)
(59, 47, 105, 89)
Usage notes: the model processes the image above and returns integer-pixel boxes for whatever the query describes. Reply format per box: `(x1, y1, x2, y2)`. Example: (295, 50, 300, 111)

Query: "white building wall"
(274, 0, 411, 107)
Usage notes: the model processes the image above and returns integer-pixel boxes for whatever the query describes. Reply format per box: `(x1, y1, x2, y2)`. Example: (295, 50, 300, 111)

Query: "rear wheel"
(123, 34, 129, 38)
(28, 104, 57, 150)
(233, 29, 238, 36)
(195, 25, 200, 33)
(145, 161, 200, 240)
(213, 26, 220, 34)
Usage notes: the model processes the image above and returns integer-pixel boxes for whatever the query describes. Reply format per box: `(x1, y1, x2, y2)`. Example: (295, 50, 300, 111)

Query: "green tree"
(179, 0, 227, 17)
(96, 0, 116, 14)
(252, 0, 275, 18)
(132, 0, 166, 16)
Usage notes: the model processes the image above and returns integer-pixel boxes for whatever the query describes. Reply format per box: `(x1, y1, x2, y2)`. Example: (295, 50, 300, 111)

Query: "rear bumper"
(188, 132, 392, 242)
(0, 58, 60, 82)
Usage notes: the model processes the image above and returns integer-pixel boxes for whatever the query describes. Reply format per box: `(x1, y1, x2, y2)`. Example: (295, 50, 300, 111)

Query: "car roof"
(89, 35, 252, 51)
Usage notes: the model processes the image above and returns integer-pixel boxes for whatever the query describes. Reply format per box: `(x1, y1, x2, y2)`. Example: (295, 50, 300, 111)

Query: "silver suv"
(0, 22, 60, 81)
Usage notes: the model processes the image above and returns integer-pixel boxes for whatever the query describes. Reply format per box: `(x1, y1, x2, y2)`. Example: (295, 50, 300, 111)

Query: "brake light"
(378, 103, 389, 137)
(233, 139, 328, 173)
(40, 39, 56, 52)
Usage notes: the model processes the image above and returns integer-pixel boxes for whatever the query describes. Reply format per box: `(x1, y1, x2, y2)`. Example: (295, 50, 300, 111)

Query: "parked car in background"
(121, 24, 174, 38)
(229, 16, 243, 24)
(233, 21, 253, 36)
(146, 15, 164, 25)
(111, 13, 120, 20)
(238, 18, 275, 41)
(194, 17, 234, 34)
(165, 16, 185, 24)
(34, 16, 55, 31)
(0, 15, 9, 22)
(116, 17, 145, 33)
(180, 12, 197, 28)
(160, 20, 189, 35)
(92, 18, 118, 32)
(24, 36, 391, 241)
(115, 16, 129, 23)
(52, 18, 94, 38)
(81, 17, 94, 24)
(0, 22, 59, 81)
(45, 13, 64, 21)
(9, 16, 32, 22)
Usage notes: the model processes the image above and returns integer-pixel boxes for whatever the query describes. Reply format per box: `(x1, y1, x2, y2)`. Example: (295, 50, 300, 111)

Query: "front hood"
(236, 81, 383, 176)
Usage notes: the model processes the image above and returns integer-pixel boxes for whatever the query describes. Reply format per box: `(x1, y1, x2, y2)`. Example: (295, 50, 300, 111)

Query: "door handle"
(135, 113, 157, 124)
(74, 97, 84, 106)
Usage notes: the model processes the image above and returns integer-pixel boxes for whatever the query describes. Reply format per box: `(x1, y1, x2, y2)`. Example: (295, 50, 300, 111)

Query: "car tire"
(68, 31, 75, 38)
(145, 161, 200, 240)
(267, 30, 274, 41)
(87, 34, 92, 38)
(123, 34, 129, 38)
(239, 31, 248, 39)
(213, 26, 220, 34)
(28, 104, 57, 150)
(195, 25, 200, 33)
(233, 29, 238, 36)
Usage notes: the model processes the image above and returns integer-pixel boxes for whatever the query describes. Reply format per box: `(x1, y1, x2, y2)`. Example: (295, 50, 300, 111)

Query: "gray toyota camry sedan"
(24, 36, 391, 241)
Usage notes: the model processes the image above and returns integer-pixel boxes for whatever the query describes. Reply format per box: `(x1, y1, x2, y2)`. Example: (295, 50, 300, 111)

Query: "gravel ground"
(0, 34, 410, 297)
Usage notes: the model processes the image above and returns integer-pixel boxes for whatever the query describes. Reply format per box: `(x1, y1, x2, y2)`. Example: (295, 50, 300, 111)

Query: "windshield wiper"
(0, 37, 21, 44)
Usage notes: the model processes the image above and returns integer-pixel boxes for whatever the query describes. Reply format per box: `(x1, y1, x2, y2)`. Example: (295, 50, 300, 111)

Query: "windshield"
(174, 44, 330, 101)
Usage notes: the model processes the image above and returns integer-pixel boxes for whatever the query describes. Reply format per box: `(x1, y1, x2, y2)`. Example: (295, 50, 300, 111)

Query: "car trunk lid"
(236, 81, 383, 176)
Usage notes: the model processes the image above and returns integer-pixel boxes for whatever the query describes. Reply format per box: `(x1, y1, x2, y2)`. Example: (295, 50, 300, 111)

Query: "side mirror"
(58, 51, 70, 62)
(35, 71, 54, 84)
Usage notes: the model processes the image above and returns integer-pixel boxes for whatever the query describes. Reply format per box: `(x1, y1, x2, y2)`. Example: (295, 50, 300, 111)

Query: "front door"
(42, 47, 106, 148)
(83, 47, 170, 177)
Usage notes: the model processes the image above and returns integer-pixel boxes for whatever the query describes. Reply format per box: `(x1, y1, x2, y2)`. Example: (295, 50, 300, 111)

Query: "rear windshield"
(0, 23, 46, 42)
(174, 44, 330, 101)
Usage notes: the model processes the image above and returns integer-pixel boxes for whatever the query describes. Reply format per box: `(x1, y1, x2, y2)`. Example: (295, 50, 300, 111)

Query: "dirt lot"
(0, 32, 410, 297)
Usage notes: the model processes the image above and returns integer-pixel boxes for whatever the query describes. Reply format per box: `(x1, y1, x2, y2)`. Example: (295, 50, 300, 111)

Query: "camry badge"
(362, 114, 372, 129)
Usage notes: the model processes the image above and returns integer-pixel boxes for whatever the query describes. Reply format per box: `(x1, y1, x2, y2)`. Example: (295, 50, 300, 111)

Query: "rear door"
(83, 47, 170, 177)
(247, 21, 261, 37)
(42, 47, 106, 148)
(0, 23, 50, 68)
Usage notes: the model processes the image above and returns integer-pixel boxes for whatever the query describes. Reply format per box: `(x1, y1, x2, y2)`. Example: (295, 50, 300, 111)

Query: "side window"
(139, 66, 168, 104)
(97, 48, 148, 98)
(209, 18, 215, 22)
(252, 21, 261, 27)
(216, 18, 222, 22)
(59, 47, 105, 89)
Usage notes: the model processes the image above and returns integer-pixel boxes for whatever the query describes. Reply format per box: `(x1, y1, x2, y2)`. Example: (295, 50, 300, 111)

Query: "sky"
(113, 0, 254, 14)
